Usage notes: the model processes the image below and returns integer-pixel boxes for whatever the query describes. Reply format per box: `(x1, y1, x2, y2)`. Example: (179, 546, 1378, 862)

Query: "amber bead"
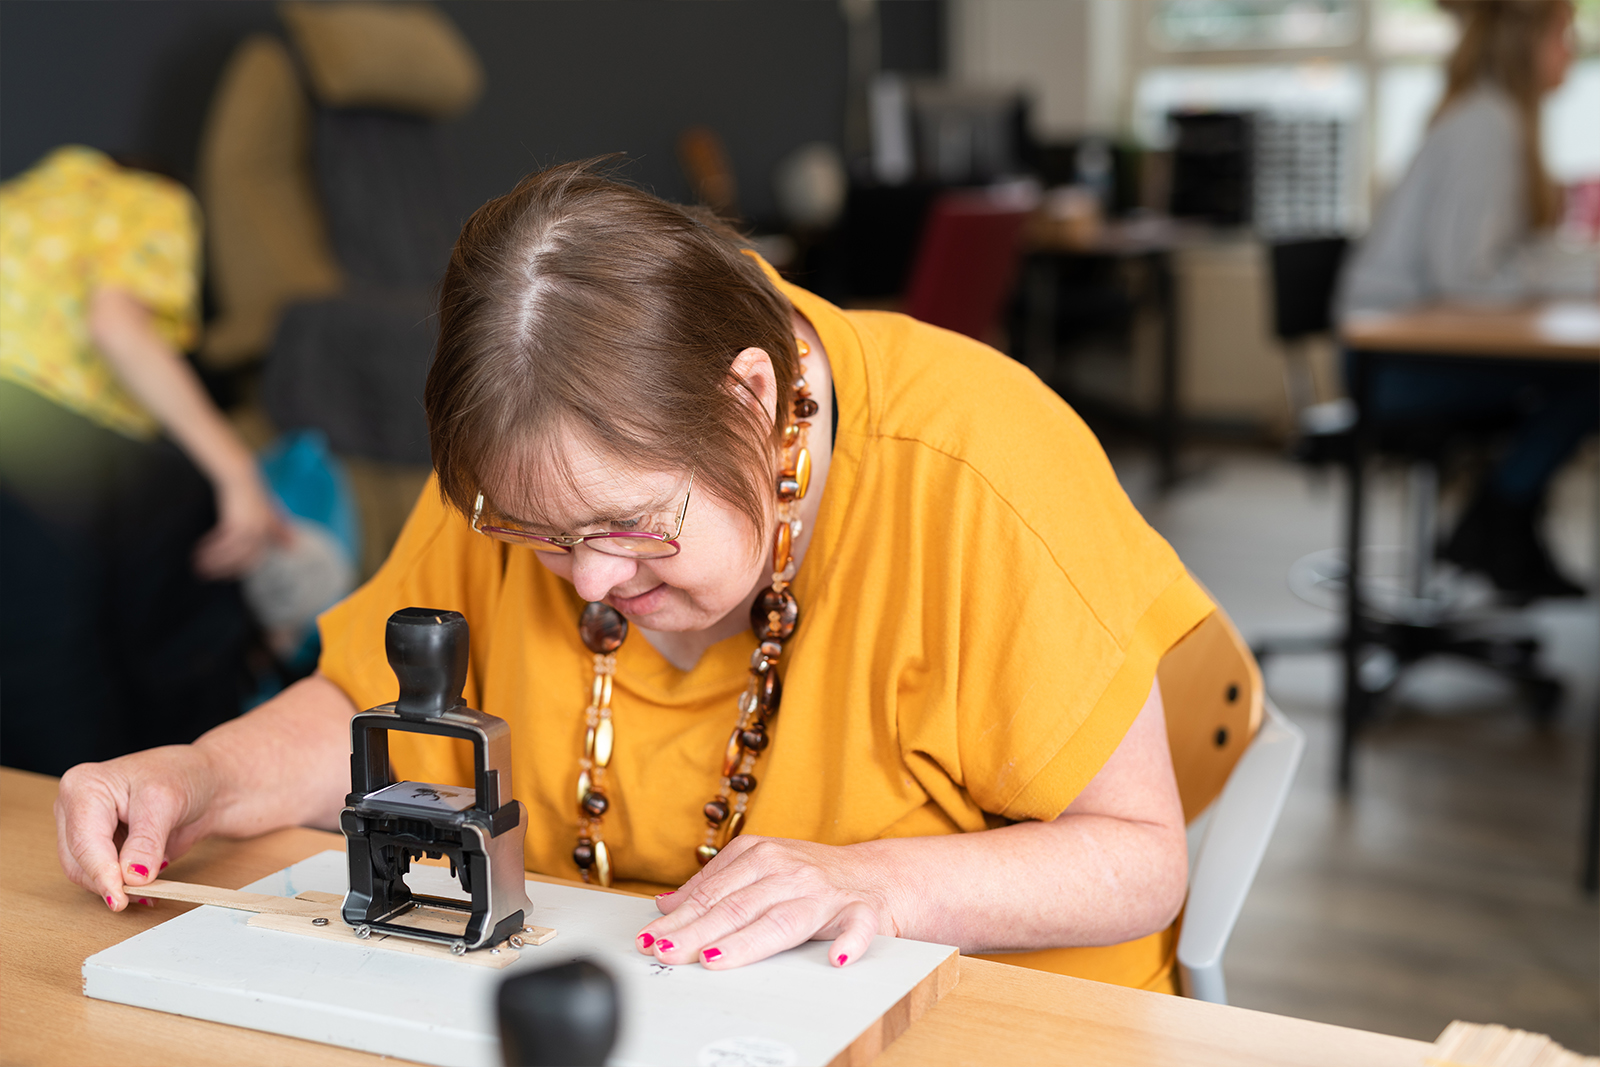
(750, 587, 799, 640)
(793, 397, 819, 419)
(696, 844, 719, 865)
(573, 840, 595, 869)
(795, 337, 811, 358)
(792, 448, 812, 499)
(728, 772, 757, 794)
(704, 796, 730, 825)
(581, 790, 609, 817)
(755, 667, 783, 715)
(722, 726, 744, 777)
(772, 521, 792, 570)
(782, 423, 801, 448)
(579, 601, 628, 653)
(725, 810, 746, 842)
(739, 725, 769, 752)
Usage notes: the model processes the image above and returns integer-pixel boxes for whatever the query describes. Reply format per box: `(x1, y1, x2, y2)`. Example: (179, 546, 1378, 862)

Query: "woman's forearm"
(194, 674, 357, 839)
(86, 287, 258, 491)
(852, 811, 1187, 953)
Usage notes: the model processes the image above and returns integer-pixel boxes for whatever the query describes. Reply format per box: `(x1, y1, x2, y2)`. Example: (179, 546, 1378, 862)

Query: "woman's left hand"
(636, 835, 898, 969)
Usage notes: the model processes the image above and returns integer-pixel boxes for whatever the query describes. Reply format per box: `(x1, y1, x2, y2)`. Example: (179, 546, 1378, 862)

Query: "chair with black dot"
(1158, 606, 1305, 1004)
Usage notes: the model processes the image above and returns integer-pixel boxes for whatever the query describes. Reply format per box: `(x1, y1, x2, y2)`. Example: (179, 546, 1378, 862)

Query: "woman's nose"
(567, 546, 641, 603)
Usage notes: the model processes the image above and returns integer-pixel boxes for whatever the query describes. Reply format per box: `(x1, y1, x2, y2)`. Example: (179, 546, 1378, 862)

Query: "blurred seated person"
(0, 146, 286, 775)
(1337, 0, 1599, 599)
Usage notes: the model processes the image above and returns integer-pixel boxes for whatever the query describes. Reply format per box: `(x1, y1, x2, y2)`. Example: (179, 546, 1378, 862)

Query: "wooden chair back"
(1158, 609, 1264, 823)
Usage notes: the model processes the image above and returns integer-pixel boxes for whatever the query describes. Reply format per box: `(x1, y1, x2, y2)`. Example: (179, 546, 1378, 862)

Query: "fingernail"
(138, 898, 155, 907)
(656, 890, 675, 897)
(128, 863, 149, 878)
(159, 860, 169, 871)
(837, 954, 849, 966)
(105, 895, 116, 909)
(656, 940, 674, 952)
(638, 932, 655, 949)
(702, 947, 722, 961)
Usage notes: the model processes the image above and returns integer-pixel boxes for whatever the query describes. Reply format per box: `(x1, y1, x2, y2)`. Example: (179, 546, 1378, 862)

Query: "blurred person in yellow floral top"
(0, 145, 284, 775)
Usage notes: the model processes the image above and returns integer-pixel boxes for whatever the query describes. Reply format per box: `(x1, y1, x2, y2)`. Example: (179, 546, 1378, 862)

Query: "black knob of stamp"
(498, 959, 618, 1067)
(386, 607, 468, 720)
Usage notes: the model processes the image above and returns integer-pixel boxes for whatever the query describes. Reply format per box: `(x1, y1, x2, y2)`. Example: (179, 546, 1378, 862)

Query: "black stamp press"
(340, 607, 531, 954)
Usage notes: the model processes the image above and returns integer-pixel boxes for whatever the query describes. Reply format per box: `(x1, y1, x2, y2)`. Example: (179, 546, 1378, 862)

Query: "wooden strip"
(245, 911, 556, 967)
(828, 947, 960, 1067)
(131, 879, 330, 917)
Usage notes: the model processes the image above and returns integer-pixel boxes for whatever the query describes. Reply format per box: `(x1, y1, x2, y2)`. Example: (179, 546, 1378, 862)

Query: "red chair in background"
(901, 187, 1036, 343)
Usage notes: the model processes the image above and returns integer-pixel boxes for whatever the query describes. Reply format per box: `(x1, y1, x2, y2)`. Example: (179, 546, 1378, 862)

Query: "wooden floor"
(1115, 443, 1600, 1054)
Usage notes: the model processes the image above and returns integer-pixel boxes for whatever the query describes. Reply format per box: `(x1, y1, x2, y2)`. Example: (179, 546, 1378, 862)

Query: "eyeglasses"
(470, 473, 694, 559)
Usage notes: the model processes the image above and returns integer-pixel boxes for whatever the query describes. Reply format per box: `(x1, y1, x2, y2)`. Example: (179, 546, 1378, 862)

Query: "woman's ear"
(728, 347, 779, 427)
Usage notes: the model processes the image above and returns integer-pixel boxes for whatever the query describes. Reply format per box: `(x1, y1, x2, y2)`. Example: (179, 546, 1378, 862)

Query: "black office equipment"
(498, 959, 619, 1067)
(341, 607, 532, 953)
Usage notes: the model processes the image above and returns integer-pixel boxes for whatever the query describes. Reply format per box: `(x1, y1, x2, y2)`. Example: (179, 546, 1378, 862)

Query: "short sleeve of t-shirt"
(91, 170, 202, 352)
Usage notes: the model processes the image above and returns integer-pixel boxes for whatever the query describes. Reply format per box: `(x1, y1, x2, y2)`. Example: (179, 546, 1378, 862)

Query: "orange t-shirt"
(318, 273, 1214, 992)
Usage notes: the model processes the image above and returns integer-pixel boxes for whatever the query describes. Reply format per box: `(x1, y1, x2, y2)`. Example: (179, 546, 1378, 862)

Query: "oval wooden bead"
(575, 769, 592, 812)
(756, 668, 783, 715)
(696, 844, 719, 865)
(772, 521, 792, 570)
(593, 717, 614, 767)
(793, 397, 819, 419)
(725, 809, 746, 842)
(579, 601, 628, 653)
(594, 840, 613, 887)
(740, 725, 769, 752)
(727, 772, 757, 794)
(722, 726, 744, 777)
(749, 587, 799, 640)
(573, 839, 595, 869)
(793, 447, 812, 499)
(582, 790, 609, 817)
(704, 796, 730, 825)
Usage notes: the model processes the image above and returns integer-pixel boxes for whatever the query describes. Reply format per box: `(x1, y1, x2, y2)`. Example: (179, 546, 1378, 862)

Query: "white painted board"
(83, 850, 956, 1067)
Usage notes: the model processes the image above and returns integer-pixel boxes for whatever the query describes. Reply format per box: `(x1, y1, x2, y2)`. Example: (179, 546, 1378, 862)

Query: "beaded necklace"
(570, 339, 818, 886)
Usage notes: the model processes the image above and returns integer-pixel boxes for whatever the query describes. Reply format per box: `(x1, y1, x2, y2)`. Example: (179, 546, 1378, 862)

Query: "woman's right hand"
(55, 744, 221, 911)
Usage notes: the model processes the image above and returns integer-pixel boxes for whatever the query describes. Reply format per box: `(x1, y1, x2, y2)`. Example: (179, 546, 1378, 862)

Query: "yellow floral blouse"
(0, 145, 201, 439)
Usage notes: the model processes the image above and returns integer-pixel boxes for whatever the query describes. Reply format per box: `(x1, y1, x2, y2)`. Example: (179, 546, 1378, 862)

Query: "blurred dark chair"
(1256, 237, 1562, 790)
(198, 1, 482, 467)
(901, 188, 1036, 344)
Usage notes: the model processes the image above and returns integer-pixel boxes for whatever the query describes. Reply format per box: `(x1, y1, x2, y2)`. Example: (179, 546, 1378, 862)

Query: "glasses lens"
(587, 534, 680, 559)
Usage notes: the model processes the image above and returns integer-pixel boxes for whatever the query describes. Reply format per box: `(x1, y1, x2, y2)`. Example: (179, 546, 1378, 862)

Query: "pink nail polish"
(656, 940, 674, 952)
(638, 932, 655, 949)
(138, 898, 155, 906)
(702, 947, 722, 961)
(159, 860, 169, 871)
(128, 863, 149, 878)
(656, 890, 675, 897)
(837, 954, 849, 966)
(105, 895, 116, 908)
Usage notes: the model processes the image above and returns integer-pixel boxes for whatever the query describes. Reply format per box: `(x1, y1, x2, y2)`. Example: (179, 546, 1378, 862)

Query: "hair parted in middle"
(426, 158, 798, 538)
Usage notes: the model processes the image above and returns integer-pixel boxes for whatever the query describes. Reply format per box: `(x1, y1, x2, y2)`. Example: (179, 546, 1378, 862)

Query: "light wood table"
(1, 767, 1432, 1066)
(1342, 302, 1600, 361)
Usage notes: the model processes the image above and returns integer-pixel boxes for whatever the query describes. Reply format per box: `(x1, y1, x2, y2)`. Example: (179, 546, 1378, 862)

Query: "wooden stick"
(127, 879, 331, 917)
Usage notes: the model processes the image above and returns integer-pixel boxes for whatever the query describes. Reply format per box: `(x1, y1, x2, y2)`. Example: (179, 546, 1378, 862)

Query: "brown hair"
(426, 158, 797, 538)
(1434, 0, 1570, 229)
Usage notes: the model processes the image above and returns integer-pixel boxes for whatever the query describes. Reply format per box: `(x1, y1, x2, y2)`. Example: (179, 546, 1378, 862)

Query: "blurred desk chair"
(1161, 609, 1305, 1004)
(900, 187, 1035, 344)
(1260, 238, 1562, 791)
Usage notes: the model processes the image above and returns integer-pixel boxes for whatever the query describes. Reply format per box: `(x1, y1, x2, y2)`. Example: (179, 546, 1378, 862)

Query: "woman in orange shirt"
(56, 162, 1213, 990)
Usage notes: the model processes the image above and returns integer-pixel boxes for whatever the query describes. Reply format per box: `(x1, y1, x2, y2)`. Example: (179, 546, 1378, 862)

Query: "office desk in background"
(1023, 216, 1212, 490)
(0, 767, 1431, 1067)
(1339, 302, 1600, 889)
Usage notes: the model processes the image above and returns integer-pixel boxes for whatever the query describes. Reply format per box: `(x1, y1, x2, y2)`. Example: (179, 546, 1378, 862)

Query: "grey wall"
(0, 0, 942, 225)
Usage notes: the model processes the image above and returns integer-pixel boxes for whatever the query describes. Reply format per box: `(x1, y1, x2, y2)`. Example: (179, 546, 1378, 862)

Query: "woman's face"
(1538, 6, 1575, 94)
(485, 434, 771, 634)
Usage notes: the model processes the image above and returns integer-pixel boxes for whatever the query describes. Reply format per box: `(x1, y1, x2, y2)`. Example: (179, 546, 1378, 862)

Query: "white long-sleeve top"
(1337, 84, 1599, 320)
